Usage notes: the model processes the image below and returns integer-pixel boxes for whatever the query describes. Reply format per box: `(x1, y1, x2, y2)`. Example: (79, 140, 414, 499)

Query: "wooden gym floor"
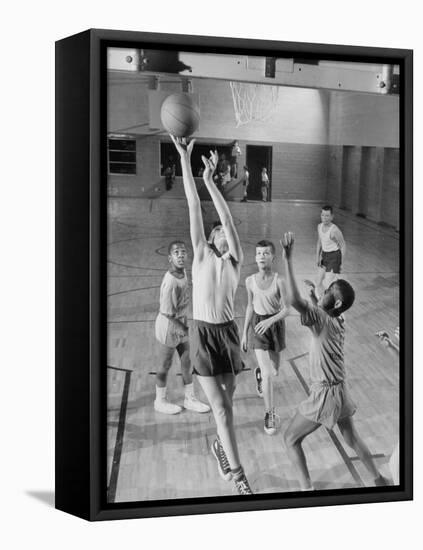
(107, 197, 399, 503)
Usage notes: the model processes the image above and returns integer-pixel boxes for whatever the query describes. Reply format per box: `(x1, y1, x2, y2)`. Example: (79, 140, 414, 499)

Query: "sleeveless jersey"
(318, 223, 339, 252)
(158, 270, 189, 318)
(247, 273, 282, 315)
(192, 246, 240, 323)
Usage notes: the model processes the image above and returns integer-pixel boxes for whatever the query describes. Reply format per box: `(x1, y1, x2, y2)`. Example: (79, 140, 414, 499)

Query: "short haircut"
(322, 205, 333, 214)
(256, 240, 275, 254)
(168, 240, 186, 254)
(331, 279, 355, 315)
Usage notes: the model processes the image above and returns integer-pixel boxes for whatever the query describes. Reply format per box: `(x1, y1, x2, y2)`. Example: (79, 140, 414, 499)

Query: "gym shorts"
(191, 319, 244, 376)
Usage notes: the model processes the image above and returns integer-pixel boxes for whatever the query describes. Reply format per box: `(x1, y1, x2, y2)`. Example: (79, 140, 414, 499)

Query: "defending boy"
(281, 232, 387, 490)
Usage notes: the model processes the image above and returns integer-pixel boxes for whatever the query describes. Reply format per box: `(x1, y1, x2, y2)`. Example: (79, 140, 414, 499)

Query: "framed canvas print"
(55, 29, 413, 521)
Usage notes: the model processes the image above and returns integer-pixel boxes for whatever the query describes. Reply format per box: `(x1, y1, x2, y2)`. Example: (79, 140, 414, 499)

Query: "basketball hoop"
(230, 82, 280, 126)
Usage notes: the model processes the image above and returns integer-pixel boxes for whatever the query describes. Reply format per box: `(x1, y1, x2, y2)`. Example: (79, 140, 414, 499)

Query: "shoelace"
(217, 441, 231, 472)
(236, 477, 252, 495)
(267, 410, 281, 428)
(256, 372, 263, 393)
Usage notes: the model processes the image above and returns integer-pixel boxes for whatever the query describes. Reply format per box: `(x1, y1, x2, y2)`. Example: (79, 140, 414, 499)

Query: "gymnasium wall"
(326, 92, 400, 228)
(107, 137, 329, 201)
(108, 77, 330, 201)
(108, 75, 400, 227)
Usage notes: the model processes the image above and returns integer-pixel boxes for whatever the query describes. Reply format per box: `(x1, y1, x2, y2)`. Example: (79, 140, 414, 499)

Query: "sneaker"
(254, 367, 263, 398)
(184, 395, 210, 413)
(233, 471, 253, 495)
(264, 408, 280, 435)
(211, 438, 232, 481)
(154, 398, 182, 415)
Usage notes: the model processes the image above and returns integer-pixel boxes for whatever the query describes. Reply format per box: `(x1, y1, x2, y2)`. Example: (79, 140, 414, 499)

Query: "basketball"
(160, 93, 200, 137)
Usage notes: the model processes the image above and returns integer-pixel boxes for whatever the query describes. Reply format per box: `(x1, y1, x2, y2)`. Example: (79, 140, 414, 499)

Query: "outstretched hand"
(280, 232, 295, 260)
(201, 150, 218, 181)
(169, 135, 196, 159)
(375, 330, 393, 348)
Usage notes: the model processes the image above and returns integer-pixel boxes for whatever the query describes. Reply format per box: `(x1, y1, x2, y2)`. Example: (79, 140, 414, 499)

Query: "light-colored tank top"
(192, 247, 240, 323)
(318, 223, 338, 252)
(248, 273, 282, 315)
(159, 270, 189, 318)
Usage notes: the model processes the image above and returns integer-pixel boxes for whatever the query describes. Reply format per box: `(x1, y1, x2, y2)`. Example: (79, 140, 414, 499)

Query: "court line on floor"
(286, 353, 366, 487)
(107, 367, 132, 503)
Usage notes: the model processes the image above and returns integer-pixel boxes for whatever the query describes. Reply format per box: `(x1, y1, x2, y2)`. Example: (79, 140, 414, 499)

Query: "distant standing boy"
(261, 167, 270, 202)
(230, 140, 242, 179)
(308, 205, 346, 298)
(240, 166, 250, 203)
(241, 240, 290, 435)
(154, 240, 210, 415)
(281, 232, 387, 490)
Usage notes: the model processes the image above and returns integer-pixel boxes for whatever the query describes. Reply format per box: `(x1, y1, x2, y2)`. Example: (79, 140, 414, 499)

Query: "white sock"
(156, 386, 166, 401)
(184, 383, 194, 399)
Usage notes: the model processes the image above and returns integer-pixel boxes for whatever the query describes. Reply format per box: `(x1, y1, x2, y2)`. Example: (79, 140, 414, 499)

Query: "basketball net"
(230, 82, 280, 126)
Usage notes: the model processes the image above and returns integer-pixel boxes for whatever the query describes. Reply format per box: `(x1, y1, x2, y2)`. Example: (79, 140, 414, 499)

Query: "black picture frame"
(55, 28, 413, 521)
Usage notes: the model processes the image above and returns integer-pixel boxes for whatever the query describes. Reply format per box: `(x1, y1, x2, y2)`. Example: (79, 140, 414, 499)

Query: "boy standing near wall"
(307, 206, 346, 299)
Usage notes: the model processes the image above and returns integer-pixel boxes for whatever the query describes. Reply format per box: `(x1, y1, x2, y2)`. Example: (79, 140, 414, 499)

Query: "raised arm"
(202, 151, 243, 264)
(170, 136, 207, 256)
(281, 232, 309, 315)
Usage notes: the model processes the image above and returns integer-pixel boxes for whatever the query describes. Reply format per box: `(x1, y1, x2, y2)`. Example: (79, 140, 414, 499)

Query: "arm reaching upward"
(170, 136, 207, 257)
(280, 232, 308, 315)
(202, 151, 243, 264)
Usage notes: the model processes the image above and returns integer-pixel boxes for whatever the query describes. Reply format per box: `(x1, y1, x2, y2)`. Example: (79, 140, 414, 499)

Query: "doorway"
(245, 145, 273, 201)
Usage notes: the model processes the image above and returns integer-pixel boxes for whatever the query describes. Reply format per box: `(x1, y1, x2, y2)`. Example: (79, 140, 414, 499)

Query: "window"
(108, 139, 137, 175)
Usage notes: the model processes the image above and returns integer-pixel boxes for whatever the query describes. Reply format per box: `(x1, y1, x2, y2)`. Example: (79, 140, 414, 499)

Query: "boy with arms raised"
(170, 135, 252, 495)
(281, 232, 387, 490)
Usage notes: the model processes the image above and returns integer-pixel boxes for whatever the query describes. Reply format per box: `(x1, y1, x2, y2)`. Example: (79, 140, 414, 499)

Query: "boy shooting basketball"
(241, 240, 290, 435)
(281, 232, 387, 490)
(154, 241, 210, 415)
(170, 135, 252, 495)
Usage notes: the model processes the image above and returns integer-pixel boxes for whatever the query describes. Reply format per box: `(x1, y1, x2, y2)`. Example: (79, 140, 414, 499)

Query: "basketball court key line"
(287, 353, 372, 488)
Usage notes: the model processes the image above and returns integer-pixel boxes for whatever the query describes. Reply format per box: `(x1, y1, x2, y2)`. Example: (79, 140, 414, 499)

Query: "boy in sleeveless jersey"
(170, 135, 252, 495)
(306, 206, 346, 301)
(241, 240, 290, 435)
(154, 241, 210, 415)
(281, 232, 387, 490)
